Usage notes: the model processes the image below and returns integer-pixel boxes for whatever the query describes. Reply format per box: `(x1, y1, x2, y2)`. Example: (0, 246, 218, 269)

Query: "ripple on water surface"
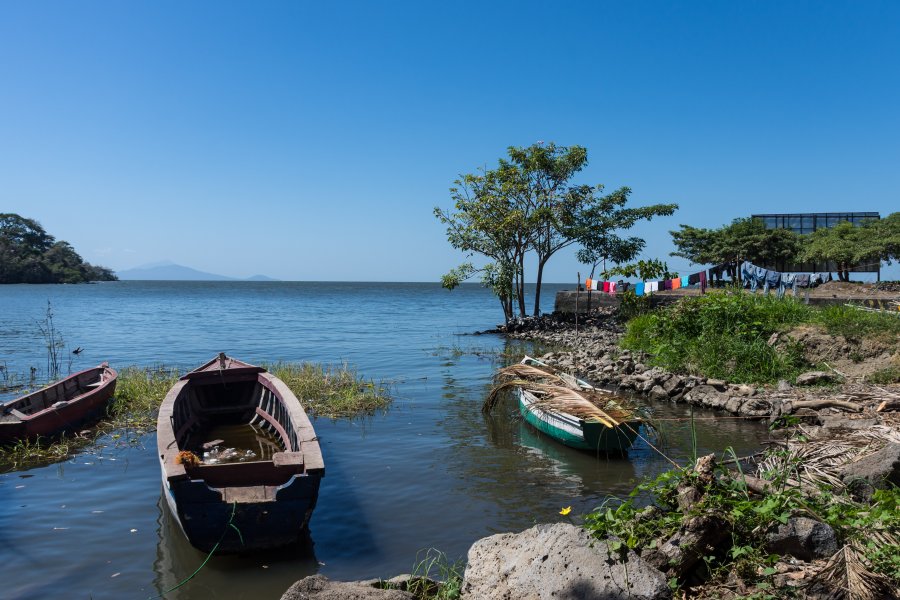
(0, 282, 773, 599)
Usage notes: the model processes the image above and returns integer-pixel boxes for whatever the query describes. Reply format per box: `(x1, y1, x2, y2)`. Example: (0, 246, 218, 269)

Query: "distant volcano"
(116, 261, 277, 281)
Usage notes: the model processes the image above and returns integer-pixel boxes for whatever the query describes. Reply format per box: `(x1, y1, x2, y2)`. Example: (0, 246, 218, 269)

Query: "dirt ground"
(778, 324, 899, 380)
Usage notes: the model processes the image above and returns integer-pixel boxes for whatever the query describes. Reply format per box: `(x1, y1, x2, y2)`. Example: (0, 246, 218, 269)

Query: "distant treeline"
(0, 213, 117, 284)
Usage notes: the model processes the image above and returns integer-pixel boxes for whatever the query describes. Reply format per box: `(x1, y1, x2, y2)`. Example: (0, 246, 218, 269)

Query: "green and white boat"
(511, 356, 643, 454)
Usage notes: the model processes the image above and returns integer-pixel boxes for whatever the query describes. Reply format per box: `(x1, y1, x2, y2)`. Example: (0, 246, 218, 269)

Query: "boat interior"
(170, 376, 307, 487)
(4, 368, 106, 417)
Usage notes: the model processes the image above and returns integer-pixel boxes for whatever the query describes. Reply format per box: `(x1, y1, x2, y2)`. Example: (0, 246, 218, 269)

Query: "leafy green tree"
(437, 143, 678, 321)
(856, 212, 900, 267)
(670, 218, 802, 279)
(799, 220, 880, 281)
(573, 186, 677, 280)
(435, 167, 529, 321)
(605, 258, 678, 281)
(0, 213, 116, 284)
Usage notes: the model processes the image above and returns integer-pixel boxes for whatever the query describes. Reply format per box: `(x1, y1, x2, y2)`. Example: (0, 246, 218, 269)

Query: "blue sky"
(1, 1, 898, 281)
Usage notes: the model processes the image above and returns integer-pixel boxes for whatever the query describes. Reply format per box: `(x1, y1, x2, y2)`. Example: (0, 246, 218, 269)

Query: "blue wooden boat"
(156, 354, 323, 553)
(514, 356, 643, 454)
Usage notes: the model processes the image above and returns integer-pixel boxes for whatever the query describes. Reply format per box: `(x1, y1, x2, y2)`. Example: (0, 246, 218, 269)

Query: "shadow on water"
(152, 492, 319, 600)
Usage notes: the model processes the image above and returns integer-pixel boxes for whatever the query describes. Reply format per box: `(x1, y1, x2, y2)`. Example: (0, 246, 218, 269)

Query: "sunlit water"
(0, 282, 771, 599)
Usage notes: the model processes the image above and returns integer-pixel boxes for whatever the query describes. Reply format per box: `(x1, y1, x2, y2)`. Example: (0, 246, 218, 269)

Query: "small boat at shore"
(0, 363, 118, 443)
(491, 356, 644, 454)
(157, 353, 324, 553)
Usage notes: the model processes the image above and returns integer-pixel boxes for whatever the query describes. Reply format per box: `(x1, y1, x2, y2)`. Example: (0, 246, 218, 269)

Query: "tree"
(503, 143, 589, 316)
(435, 168, 529, 321)
(670, 218, 802, 279)
(855, 212, 900, 267)
(436, 143, 677, 321)
(799, 221, 867, 281)
(573, 186, 677, 280)
(0, 213, 117, 284)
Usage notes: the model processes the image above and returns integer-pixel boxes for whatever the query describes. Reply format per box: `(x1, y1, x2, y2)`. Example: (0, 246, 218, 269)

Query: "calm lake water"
(0, 282, 770, 599)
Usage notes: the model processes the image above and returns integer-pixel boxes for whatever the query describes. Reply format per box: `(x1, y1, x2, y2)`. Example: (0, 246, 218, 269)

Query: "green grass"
(1, 361, 390, 471)
(377, 549, 464, 599)
(814, 304, 900, 343)
(621, 292, 900, 385)
(264, 362, 391, 419)
(621, 292, 810, 384)
(868, 365, 900, 385)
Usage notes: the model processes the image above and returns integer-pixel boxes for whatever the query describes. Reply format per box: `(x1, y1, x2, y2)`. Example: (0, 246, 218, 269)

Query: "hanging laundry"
(610, 281, 617, 294)
(777, 273, 795, 299)
(647, 281, 658, 293)
(688, 272, 700, 285)
(591, 279, 599, 291)
(619, 282, 630, 293)
(699, 271, 707, 293)
(672, 277, 681, 290)
(635, 282, 645, 296)
(763, 270, 781, 294)
(794, 274, 810, 290)
(603, 281, 610, 293)
(585, 278, 592, 291)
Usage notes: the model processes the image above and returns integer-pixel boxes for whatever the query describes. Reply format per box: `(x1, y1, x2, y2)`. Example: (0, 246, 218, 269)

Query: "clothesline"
(583, 260, 833, 298)
(584, 268, 708, 297)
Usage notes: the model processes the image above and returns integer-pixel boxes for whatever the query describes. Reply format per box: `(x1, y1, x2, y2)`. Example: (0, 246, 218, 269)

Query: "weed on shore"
(621, 292, 899, 384)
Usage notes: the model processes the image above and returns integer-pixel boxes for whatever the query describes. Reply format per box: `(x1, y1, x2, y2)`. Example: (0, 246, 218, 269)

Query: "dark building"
(751, 212, 881, 277)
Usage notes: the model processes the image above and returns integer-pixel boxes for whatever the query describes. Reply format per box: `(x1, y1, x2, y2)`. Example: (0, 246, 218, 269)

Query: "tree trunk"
(533, 259, 546, 316)
(517, 255, 526, 318)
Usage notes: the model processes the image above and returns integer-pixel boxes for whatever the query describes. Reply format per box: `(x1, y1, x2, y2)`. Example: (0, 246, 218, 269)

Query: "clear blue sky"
(2, 1, 898, 281)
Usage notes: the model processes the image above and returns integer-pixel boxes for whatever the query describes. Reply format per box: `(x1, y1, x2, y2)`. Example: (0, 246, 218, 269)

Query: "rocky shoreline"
(282, 311, 900, 600)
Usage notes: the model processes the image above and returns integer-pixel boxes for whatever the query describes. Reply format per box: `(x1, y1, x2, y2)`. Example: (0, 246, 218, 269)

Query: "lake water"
(0, 282, 771, 599)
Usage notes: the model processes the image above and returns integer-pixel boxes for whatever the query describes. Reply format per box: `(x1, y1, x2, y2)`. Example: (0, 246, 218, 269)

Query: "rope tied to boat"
(147, 501, 242, 599)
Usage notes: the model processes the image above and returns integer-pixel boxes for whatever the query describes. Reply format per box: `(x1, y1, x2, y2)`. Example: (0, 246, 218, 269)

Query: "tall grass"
(264, 362, 391, 419)
(814, 304, 900, 343)
(621, 292, 811, 384)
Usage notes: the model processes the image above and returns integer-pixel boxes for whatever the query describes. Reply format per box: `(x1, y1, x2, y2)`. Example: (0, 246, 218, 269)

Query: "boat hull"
(156, 355, 324, 553)
(517, 384, 640, 454)
(0, 364, 117, 443)
(161, 471, 321, 553)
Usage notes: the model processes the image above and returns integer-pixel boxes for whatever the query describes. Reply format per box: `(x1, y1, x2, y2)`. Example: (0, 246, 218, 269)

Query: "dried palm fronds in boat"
(487, 356, 645, 454)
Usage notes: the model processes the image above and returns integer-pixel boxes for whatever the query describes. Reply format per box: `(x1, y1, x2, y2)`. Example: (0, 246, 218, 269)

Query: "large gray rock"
(795, 371, 839, 386)
(839, 442, 900, 491)
(462, 523, 670, 600)
(281, 575, 415, 600)
(764, 517, 838, 561)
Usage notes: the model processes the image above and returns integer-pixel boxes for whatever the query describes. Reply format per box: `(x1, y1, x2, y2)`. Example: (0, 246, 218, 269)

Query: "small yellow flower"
(559, 506, 572, 516)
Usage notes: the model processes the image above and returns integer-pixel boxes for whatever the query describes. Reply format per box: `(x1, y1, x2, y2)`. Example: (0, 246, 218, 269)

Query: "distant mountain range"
(116, 261, 277, 281)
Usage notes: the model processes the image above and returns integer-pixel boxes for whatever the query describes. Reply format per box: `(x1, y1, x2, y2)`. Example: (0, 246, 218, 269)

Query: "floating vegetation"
(264, 362, 391, 419)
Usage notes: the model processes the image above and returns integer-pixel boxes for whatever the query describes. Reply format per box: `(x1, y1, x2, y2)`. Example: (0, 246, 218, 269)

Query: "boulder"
(648, 385, 669, 402)
(462, 523, 670, 600)
(764, 517, 838, 561)
(795, 371, 839, 386)
(838, 442, 900, 491)
(281, 575, 415, 600)
(706, 378, 728, 391)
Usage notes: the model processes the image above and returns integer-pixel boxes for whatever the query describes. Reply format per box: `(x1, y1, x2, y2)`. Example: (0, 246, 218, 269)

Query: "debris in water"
(202, 445, 257, 464)
(130, 528, 137, 533)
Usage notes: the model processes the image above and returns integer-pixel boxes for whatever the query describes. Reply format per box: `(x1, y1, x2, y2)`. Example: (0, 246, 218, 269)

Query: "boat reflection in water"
(153, 493, 319, 600)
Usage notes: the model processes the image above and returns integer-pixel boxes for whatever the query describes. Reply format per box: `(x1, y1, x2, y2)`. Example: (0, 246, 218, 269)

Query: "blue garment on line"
(777, 273, 795, 299)
(763, 270, 781, 294)
(751, 265, 767, 292)
(635, 282, 645, 296)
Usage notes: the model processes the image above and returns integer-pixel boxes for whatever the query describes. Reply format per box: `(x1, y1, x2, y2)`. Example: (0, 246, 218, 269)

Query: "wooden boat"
(0, 363, 118, 443)
(514, 356, 643, 454)
(157, 353, 324, 553)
